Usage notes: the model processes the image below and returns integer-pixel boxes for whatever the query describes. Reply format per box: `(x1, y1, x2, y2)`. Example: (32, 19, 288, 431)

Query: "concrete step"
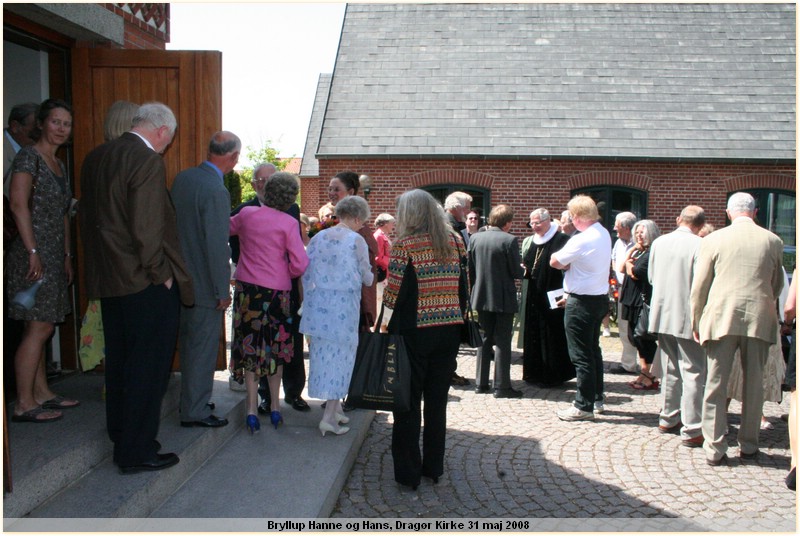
(3, 371, 245, 523)
(151, 399, 374, 520)
(3, 371, 178, 519)
(4, 369, 375, 528)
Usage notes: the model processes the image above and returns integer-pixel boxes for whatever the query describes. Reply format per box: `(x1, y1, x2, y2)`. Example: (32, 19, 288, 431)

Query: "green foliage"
(223, 170, 242, 209)
(224, 142, 302, 207)
(246, 144, 287, 171)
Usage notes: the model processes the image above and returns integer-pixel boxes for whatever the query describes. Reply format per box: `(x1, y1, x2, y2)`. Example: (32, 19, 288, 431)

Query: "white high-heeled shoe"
(319, 420, 350, 436)
(335, 412, 350, 424)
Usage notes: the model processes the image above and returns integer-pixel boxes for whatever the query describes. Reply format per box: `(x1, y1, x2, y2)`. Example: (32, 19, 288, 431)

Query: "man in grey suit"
(648, 205, 706, 447)
(468, 204, 525, 398)
(171, 131, 239, 428)
(690, 192, 784, 465)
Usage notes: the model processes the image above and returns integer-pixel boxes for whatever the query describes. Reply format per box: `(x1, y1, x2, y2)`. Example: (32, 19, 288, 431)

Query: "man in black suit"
(229, 162, 310, 413)
(80, 102, 193, 474)
(468, 204, 525, 398)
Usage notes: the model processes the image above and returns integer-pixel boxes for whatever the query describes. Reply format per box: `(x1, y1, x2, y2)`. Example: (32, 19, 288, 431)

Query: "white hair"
(727, 192, 755, 215)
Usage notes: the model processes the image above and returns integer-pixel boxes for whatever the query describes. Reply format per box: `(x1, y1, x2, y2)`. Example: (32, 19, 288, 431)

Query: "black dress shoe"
(119, 453, 179, 475)
(257, 401, 270, 415)
(286, 396, 311, 412)
(608, 364, 638, 375)
(341, 399, 356, 412)
(180, 415, 229, 428)
(494, 388, 523, 399)
(475, 385, 492, 394)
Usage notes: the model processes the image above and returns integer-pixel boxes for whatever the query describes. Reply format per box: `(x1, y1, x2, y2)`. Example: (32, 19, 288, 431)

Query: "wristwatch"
(29, 247, 38, 255)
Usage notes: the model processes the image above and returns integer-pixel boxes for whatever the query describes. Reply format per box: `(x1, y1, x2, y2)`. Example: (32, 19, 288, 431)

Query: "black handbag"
(461, 308, 483, 348)
(633, 300, 657, 342)
(347, 305, 411, 412)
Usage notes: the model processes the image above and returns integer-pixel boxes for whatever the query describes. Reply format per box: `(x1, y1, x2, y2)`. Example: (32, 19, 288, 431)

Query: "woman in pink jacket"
(230, 172, 309, 434)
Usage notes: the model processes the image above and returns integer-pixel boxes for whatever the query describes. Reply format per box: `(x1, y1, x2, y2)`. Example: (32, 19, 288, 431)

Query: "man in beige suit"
(690, 192, 784, 466)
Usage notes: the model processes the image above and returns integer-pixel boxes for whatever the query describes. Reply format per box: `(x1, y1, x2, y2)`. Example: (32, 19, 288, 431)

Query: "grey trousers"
(658, 334, 706, 439)
(702, 335, 769, 460)
(477, 311, 515, 390)
(179, 305, 224, 421)
(617, 302, 639, 372)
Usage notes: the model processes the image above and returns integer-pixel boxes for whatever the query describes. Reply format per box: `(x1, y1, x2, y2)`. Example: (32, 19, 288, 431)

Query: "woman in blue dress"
(300, 195, 374, 436)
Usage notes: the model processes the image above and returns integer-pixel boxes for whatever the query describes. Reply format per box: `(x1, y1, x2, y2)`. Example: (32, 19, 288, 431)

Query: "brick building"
(299, 3, 795, 269)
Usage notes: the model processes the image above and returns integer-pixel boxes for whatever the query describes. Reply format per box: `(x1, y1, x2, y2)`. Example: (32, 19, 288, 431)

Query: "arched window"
(572, 186, 647, 236)
(737, 189, 796, 271)
(422, 185, 491, 228)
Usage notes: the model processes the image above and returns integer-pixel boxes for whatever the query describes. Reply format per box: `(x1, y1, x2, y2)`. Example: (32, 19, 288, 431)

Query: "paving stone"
(331, 331, 796, 526)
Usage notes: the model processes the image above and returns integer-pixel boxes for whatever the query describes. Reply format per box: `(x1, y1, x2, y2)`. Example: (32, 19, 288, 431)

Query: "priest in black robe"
(520, 208, 575, 387)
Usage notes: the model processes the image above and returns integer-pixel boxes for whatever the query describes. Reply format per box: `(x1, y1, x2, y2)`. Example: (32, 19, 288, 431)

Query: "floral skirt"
(230, 280, 294, 382)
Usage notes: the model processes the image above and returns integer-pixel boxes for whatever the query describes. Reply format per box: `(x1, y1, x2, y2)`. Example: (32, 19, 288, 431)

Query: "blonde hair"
(103, 100, 138, 141)
(567, 195, 599, 222)
(395, 189, 457, 260)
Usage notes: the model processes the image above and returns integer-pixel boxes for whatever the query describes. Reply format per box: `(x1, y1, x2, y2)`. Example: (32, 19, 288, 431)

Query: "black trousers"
(102, 284, 180, 466)
(392, 324, 461, 487)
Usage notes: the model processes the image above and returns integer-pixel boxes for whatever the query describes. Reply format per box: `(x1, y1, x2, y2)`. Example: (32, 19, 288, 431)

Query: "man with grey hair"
(444, 190, 473, 386)
(608, 211, 639, 375)
(80, 102, 193, 474)
(560, 210, 578, 237)
(648, 205, 706, 447)
(171, 131, 241, 428)
(690, 192, 784, 465)
(229, 163, 310, 413)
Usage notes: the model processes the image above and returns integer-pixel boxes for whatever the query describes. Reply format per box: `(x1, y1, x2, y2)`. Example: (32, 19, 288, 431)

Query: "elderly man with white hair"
(690, 192, 784, 466)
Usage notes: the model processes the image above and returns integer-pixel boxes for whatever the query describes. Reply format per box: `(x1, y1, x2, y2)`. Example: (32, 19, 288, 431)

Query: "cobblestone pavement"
(332, 331, 796, 530)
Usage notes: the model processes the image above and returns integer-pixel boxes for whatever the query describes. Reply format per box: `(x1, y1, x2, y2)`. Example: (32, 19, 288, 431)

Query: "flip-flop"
(11, 406, 63, 423)
(41, 395, 81, 410)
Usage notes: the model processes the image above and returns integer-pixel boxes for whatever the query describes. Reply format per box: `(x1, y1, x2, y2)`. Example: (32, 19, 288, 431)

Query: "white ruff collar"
(533, 223, 558, 245)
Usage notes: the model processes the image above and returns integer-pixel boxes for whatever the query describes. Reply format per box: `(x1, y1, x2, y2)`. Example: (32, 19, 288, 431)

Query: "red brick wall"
(312, 159, 795, 237)
(102, 3, 169, 50)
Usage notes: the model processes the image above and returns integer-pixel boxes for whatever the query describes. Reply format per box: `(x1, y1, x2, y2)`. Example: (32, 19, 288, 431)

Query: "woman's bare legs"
(14, 320, 60, 419)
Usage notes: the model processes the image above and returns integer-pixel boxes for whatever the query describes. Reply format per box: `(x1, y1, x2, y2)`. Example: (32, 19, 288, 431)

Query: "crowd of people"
(3, 99, 795, 491)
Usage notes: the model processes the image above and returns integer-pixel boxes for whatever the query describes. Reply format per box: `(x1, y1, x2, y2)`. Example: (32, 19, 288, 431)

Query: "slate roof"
(313, 3, 796, 162)
(300, 73, 332, 177)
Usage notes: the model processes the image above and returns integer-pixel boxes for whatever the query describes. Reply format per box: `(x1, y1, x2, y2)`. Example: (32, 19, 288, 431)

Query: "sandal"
(632, 372, 659, 391)
(41, 395, 81, 410)
(11, 405, 63, 423)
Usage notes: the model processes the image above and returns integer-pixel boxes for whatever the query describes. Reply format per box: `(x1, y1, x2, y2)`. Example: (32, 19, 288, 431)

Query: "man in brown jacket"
(80, 102, 193, 475)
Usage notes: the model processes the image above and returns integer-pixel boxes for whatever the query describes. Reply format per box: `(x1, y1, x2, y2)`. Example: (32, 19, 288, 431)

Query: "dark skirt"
(230, 280, 294, 382)
(622, 303, 658, 364)
(522, 291, 575, 386)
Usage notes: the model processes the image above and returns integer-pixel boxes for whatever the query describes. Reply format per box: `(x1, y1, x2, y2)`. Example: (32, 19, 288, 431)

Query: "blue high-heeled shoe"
(270, 411, 283, 429)
(246, 414, 260, 434)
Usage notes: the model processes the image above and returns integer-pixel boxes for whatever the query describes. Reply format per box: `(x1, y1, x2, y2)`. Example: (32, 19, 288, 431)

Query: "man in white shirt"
(608, 212, 639, 374)
(550, 195, 612, 421)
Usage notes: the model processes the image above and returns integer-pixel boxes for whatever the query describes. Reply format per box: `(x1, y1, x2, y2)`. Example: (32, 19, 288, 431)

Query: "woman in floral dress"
(7, 99, 79, 423)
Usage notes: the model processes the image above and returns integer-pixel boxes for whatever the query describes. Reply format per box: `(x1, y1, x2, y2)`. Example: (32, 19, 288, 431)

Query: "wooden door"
(71, 48, 228, 370)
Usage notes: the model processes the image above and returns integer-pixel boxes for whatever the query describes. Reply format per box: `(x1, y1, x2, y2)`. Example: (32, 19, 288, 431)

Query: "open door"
(71, 48, 227, 370)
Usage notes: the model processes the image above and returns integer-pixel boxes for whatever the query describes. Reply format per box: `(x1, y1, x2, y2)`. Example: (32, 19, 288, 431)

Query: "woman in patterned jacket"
(382, 189, 466, 490)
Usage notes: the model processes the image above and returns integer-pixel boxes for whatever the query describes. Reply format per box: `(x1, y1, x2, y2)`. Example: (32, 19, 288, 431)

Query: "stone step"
(151, 400, 374, 521)
(4, 369, 375, 528)
(3, 371, 245, 523)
